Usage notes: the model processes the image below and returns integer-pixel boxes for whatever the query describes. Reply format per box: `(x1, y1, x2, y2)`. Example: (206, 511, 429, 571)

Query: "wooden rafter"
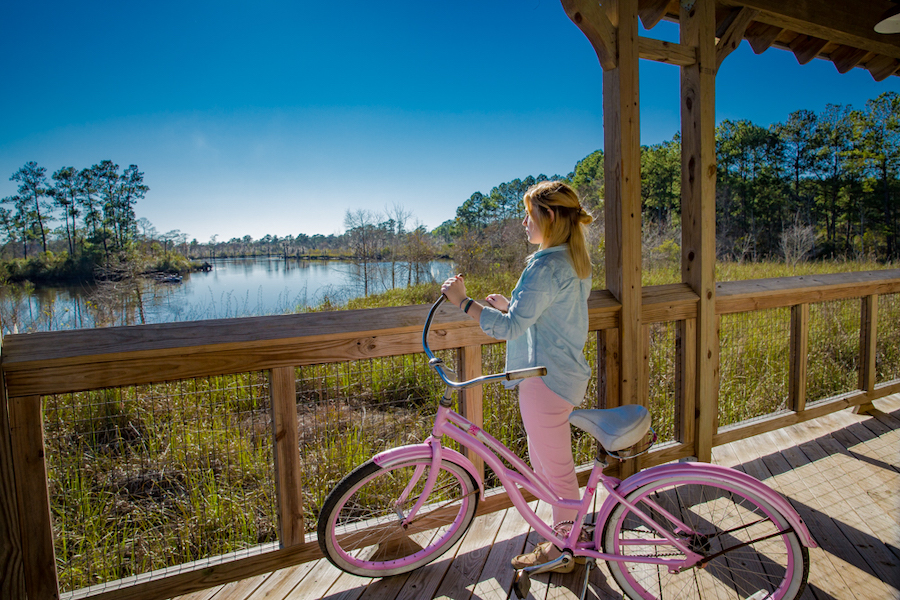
(790, 34, 829, 65)
(865, 54, 900, 82)
(722, 0, 900, 61)
(744, 21, 783, 54)
(638, 0, 671, 30)
(830, 44, 869, 74)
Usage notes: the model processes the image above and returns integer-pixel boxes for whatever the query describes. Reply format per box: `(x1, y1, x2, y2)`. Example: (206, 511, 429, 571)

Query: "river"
(0, 257, 455, 334)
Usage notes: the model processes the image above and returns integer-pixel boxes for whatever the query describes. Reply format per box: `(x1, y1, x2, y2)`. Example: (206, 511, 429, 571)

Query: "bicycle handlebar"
(423, 295, 547, 389)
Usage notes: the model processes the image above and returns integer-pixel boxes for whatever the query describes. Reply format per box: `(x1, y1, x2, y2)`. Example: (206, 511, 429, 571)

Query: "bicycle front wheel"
(317, 458, 479, 577)
(602, 475, 809, 600)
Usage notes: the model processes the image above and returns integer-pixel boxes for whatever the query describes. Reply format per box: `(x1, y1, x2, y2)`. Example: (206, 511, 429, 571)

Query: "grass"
(33, 258, 900, 592)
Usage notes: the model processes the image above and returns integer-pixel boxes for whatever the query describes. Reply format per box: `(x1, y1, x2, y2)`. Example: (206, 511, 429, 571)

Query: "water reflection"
(0, 257, 454, 333)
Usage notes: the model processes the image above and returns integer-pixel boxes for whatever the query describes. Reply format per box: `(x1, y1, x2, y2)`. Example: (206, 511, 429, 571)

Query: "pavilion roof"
(643, 0, 900, 80)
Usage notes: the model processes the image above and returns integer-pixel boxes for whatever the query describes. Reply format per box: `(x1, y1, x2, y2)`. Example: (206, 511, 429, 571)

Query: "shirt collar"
(527, 244, 568, 263)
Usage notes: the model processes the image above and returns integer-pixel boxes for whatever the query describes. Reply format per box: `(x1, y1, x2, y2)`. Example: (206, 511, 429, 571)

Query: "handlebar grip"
(505, 366, 547, 380)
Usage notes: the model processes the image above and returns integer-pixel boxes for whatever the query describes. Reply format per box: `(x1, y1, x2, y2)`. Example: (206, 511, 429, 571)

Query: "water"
(0, 257, 455, 333)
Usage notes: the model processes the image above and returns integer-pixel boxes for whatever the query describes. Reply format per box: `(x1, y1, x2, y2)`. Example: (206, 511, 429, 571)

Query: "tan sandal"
(510, 541, 585, 572)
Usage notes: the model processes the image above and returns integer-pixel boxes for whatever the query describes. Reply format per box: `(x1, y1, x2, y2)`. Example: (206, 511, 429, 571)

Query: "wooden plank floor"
(173, 395, 900, 600)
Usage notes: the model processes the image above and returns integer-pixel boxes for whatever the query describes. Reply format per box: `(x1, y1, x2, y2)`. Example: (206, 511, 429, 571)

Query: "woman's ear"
(546, 207, 555, 223)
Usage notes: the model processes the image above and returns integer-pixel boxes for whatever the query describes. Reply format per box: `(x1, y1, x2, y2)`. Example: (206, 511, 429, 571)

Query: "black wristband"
(463, 298, 474, 313)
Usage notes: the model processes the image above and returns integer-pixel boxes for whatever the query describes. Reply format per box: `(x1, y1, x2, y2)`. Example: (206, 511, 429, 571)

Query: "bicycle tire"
(601, 474, 809, 600)
(317, 457, 479, 577)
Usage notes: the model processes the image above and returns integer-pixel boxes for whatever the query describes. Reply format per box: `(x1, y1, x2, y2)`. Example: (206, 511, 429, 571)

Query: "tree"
(641, 138, 681, 228)
(813, 104, 854, 250)
(774, 110, 819, 223)
(78, 167, 102, 243)
(0, 200, 25, 258)
(51, 166, 81, 254)
(344, 209, 381, 296)
(570, 149, 604, 213)
(10, 161, 51, 253)
(384, 203, 412, 288)
(855, 92, 900, 257)
(115, 165, 148, 248)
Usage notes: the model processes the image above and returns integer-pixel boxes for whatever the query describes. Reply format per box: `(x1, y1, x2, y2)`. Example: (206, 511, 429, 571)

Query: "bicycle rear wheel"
(317, 458, 479, 577)
(602, 475, 809, 600)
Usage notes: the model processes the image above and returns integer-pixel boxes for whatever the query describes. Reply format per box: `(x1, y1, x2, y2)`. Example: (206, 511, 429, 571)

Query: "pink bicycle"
(317, 296, 815, 600)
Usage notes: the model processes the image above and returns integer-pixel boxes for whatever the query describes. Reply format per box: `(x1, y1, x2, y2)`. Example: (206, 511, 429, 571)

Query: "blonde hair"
(523, 181, 593, 279)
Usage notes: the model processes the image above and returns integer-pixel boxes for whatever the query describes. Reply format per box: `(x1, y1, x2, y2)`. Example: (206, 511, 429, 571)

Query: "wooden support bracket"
(715, 7, 758, 71)
(561, 0, 618, 70)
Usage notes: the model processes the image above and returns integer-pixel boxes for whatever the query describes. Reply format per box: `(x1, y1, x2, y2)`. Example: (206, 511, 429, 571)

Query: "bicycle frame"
(398, 401, 711, 570)
(387, 296, 816, 572)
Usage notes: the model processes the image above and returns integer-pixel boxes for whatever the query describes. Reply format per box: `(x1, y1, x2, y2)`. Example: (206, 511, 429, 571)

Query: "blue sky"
(2, 1, 898, 243)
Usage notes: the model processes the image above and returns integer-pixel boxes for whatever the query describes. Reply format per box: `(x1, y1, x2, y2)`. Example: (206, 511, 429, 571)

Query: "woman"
(441, 180, 593, 572)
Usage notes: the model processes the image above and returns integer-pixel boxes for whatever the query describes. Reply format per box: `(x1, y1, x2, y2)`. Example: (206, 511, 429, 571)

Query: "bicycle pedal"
(513, 569, 530, 599)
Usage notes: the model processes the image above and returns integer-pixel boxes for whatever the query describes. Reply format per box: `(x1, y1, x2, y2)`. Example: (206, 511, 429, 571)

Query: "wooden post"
(269, 367, 304, 547)
(680, 0, 718, 463)
(789, 304, 810, 413)
(674, 319, 697, 445)
(855, 295, 878, 414)
(603, 0, 643, 477)
(598, 329, 620, 410)
(603, 0, 643, 411)
(8, 396, 59, 600)
(0, 370, 26, 600)
(457, 345, 485, 481)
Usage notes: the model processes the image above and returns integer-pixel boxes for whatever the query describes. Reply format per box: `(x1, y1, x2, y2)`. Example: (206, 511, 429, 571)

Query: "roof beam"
(640, 36, 697, 66)
(720, 0, 900, 61)
(561, 0, 618, 70)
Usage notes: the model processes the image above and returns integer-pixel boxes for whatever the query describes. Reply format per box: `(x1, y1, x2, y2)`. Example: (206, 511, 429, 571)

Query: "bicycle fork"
(393, 438, 445, 528)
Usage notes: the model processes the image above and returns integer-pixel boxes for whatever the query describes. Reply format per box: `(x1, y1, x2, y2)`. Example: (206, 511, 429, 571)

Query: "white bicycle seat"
(569, 405, 651, 451)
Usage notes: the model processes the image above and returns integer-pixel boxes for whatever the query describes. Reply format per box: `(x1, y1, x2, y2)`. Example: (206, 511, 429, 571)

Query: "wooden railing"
(1, 269, 898, 600)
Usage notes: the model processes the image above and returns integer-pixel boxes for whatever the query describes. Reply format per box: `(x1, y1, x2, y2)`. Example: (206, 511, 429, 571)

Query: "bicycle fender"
(372, 443, 486, 500)
(615, 462, 817, 548)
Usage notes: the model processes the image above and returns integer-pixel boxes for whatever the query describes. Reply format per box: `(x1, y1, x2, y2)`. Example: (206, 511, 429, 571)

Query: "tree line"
(3, 91, 896, 286)
(437, 91, 899, 266)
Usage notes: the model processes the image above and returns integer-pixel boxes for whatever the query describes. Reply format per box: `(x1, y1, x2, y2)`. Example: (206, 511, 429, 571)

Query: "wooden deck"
(173, 395, 900, 600)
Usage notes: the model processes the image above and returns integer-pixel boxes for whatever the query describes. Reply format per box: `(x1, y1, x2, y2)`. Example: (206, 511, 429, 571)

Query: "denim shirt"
(478, 245, 591, 406)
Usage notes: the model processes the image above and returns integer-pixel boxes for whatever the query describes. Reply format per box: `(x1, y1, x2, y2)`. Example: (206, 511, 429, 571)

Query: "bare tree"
(344, 209, 382, 296)
(781, 215, 816, 266)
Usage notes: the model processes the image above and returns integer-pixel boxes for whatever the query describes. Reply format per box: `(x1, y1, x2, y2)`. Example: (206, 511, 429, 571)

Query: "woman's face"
(523, 209, 544, 246)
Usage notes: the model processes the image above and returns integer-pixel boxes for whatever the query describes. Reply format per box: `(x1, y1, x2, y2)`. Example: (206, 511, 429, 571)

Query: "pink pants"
(518, 377, 579, 525)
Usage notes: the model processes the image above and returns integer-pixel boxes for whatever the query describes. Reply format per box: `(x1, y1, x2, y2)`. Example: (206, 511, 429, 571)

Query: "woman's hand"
(441, 274, 468, 307)
(485, 294, 509, 312)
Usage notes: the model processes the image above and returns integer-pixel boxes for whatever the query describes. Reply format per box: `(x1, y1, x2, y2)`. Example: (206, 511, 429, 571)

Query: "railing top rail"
(3, 269, 897, 399)
(0, 289, 631, 398)
(716, 268, 900, 314)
